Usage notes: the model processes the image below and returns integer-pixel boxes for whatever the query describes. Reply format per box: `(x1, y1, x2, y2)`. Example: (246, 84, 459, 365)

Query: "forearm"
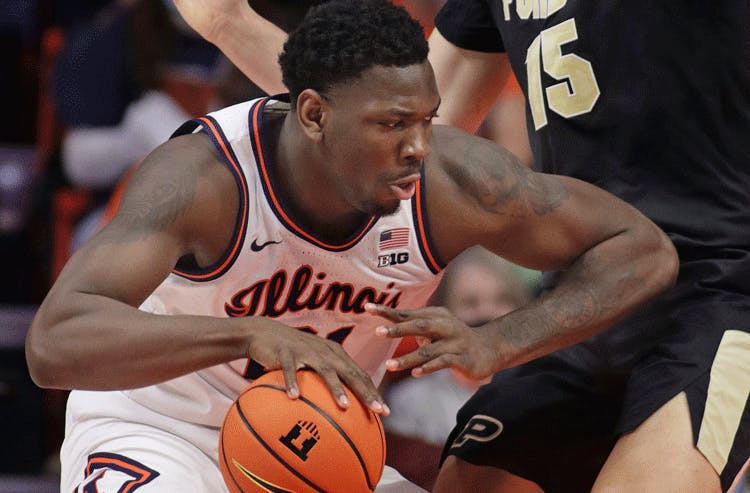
(428, 30, 509, 133)
(211, 4, 287, 95)
(487, 224, 678, 371)
(26, 292, 249, 390)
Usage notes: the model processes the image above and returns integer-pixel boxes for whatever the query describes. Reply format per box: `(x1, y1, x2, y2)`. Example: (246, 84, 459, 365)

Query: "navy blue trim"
(170, 119, 202, 139)
(84, 452, 159, 492)
(172, 114, 249, 282)
(412, 165, 445, 274)
(249, 97, 379, 252)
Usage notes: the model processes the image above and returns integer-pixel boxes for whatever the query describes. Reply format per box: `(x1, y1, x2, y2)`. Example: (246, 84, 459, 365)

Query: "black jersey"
(435, 0, 750, 262)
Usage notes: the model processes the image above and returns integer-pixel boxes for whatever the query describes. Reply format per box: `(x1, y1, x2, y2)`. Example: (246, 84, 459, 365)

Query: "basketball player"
(27, 1, 677, 491)
(421, 3, 750, 492)
(173, 0, 750, 491)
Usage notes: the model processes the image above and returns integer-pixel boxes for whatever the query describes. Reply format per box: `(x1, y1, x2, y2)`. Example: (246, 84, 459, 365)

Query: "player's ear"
(296, 89, 327, 142)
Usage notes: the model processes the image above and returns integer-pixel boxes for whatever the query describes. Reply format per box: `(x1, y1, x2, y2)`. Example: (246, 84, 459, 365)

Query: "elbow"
(25, 325, 70, 390)
(649, 226, 680, 295)
(25, 339, 55, 389)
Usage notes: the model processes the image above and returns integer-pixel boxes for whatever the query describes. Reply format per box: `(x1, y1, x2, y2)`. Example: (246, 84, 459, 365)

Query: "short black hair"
(279, 0, 428, 106)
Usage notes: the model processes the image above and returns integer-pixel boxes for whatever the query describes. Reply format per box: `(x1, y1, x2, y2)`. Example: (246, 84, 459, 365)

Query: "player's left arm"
(368, 126, 679, 378)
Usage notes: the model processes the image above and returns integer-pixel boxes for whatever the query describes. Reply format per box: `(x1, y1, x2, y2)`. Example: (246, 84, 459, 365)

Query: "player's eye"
(381, 120, 405, 129)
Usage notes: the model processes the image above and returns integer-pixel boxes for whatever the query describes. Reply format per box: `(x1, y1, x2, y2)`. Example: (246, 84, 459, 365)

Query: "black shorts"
(442, 256, 750, 493)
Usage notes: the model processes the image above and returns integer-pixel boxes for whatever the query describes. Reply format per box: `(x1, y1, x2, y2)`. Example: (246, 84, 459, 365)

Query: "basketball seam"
(235, 397, 327, 492)
(374, 409, 386, 483)
(251, 383, 378, 491)
(220, 410, 247, 493)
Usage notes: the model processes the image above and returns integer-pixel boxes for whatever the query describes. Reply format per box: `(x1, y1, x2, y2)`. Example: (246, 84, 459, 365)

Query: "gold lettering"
(516, 0, 535, 19)
(546, 0, 567, 17)
(502, 0, 513, 21)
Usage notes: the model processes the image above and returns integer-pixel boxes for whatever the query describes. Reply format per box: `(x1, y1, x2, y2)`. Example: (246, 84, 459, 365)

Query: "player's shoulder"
(119, 130, 237, 224)
(139, 131, 227, 182)
(427, 124, 528, 192)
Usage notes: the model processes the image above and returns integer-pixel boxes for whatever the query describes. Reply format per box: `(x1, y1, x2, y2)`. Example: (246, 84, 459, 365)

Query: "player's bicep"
(429, 127, 630, 271)
(51, 134, 223, 308)
(60, 221, 185, 308)
(477, 173, 618, 271)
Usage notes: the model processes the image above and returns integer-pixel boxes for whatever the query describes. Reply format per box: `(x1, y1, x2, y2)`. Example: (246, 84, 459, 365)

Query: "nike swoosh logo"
(251, 239, 283, 252)
(232, 458, 295, 493)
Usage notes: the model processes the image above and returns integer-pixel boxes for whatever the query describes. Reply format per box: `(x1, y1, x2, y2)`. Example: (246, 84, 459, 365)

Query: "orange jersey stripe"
(414, 179, 442, 272)
(173, 116, 249, 280)
(251, 99, 377, 250)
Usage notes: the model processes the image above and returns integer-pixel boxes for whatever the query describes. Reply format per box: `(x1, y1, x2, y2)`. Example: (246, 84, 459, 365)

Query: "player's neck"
(273, 114, 371, 242)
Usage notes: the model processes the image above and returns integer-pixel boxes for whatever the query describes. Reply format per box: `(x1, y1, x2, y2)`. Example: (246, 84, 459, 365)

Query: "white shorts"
(61, 391, 426, 493)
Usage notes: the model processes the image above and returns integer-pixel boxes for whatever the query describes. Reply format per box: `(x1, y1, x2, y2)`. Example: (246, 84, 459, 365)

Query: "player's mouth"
(388, 174, 420, 201)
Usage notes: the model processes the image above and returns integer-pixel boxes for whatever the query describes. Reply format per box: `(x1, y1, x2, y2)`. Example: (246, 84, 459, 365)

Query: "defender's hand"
(245, 318, 389, 415)
(365, 303, 501, 380)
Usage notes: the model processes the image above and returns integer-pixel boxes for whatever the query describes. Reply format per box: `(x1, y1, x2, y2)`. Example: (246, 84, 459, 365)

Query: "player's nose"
(401, 125, 431, 163)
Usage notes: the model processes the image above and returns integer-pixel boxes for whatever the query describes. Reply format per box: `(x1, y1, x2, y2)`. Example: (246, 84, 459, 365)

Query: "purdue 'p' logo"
(279, 420, 320, 461)
(450, 415, 503, 449)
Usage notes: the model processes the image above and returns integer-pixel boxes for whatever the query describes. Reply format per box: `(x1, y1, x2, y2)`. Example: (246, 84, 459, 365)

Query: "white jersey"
(67, 97, 444, 429)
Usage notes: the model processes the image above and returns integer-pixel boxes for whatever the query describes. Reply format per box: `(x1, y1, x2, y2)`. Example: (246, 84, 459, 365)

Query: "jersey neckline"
(247, 97, 379, 252)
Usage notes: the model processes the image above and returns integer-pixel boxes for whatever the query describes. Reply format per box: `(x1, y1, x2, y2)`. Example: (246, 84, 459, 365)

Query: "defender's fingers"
(411, 353, 459, 376)
(366, 302, 449, 317)
(377, 318, 446, 339)
(364, 302, 412, 322)
(386, 340, 451, 372)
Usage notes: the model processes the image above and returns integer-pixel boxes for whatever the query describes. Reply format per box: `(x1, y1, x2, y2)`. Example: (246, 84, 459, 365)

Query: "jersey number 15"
(525, 18, 600, 130)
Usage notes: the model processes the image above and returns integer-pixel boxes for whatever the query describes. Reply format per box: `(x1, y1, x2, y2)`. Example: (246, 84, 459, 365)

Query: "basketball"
(219, 370, 386, 493)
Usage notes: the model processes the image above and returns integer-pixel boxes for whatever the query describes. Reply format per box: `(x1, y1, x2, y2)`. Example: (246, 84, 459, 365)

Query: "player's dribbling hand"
(365, 303, 500, 380)
(243, 318, 390, 415)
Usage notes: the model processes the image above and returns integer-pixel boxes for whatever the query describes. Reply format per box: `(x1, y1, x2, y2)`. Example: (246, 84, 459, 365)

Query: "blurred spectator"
(55, 0, 190, 184)
(69, 1, 328, 249)
(51, 0, 223, 249)
(383, 246, 537, 490)
(0, 0, 42, 143)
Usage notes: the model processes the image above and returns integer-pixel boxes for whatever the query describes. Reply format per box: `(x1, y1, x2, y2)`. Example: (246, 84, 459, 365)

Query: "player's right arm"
(25, 132, 384, 411)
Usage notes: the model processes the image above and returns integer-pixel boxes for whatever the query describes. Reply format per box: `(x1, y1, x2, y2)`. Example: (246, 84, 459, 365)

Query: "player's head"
(279, 0, 429, 106)
(278, 0, 440, 217)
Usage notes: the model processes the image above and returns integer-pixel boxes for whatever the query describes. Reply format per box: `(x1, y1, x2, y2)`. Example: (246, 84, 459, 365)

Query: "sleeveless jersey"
(76, 97, 445, 427)
(435, 0, 750, 266)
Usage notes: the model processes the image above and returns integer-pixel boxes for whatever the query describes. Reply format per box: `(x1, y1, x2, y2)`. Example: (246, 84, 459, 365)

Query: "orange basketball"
(219, 370, 386, 493)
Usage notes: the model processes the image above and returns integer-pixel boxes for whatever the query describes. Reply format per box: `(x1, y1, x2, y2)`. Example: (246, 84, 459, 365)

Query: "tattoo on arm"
(449, 137, 568, 216)
(104, 160, 200, 242)
(500, 281, 600, 359)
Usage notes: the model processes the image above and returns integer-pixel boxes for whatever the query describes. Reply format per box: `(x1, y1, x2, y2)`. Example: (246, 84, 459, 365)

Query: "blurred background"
(0, 2, 327, 490)
(0, 1, 533, 490)
(4, 1, 743, 493)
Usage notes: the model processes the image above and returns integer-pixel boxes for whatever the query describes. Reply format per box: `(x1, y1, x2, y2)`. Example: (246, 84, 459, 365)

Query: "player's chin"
(367, 198, 401, 217)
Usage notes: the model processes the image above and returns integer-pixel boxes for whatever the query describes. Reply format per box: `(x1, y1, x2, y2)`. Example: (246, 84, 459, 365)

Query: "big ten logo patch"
(377, 252, 409, 268)
(450, 415, 503, 449)
(279, 420, 320, 461)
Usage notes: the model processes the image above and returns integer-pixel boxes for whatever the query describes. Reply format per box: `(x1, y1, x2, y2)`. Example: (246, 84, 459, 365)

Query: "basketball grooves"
(220, 416, 254, 493)
(252, 383, 380, 491)
(231, 399, 326, 492)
